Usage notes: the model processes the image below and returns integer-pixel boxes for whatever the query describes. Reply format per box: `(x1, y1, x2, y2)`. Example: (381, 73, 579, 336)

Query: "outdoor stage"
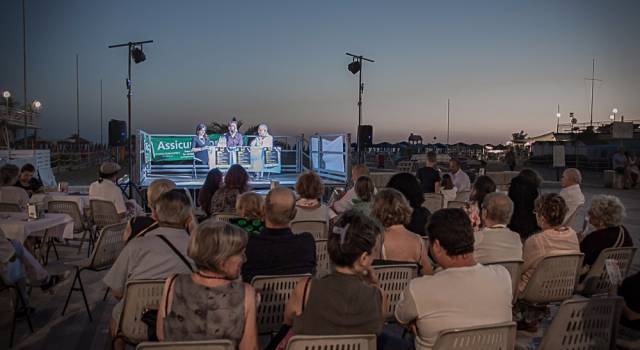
(139, 172, 347, 190)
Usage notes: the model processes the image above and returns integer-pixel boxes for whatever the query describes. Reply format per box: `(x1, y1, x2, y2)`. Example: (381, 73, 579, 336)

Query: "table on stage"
(206, 146, 282, 173)
(0, 212, 74, 243)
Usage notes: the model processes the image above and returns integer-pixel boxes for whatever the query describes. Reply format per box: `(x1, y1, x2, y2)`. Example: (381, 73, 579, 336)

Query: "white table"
(0, 212, 74, 242)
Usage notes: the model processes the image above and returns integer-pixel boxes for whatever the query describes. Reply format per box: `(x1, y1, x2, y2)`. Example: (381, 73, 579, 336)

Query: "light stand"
(346, 52, 374, 163)
(108, 40, 153, 198)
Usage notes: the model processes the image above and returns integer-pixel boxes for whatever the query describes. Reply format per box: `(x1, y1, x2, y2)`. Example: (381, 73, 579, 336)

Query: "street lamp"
(31, 100, 41, 110)
(2, 91, 10, 110)
(612, 107, 618, 122)
(556, 112, 561, 133)
(609, 114, 615, 121)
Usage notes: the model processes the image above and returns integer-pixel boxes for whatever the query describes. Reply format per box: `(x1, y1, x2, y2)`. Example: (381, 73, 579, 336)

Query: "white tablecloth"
(31, 193, 90, 214)
(0, 212, 74, 242)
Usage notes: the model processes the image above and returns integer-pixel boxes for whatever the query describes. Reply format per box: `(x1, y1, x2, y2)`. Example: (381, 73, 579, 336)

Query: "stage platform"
(139, 172, 346, 190)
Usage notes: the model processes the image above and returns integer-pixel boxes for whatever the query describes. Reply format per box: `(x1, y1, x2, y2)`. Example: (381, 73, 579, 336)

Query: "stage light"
(556, 112, 561, 118)
(32, 100, 42, 110)
(348, 60, 361, 75)
(2, 91, 10, 99)
(131, 47, 146, 64)
(612, 108, 618, 114)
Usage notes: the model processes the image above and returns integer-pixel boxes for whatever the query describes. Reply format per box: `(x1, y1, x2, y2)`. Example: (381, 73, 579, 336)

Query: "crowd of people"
(0, 156, 639, 349)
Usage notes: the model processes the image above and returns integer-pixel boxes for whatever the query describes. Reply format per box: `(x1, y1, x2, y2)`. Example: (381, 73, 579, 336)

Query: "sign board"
(553, 145, 565, 168)
(612, 122, 634, 139)
(149, 134, 252, 162)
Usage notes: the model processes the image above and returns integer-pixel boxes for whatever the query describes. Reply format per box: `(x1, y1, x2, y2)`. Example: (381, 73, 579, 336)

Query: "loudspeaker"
(358, 125, 373, 148)
(109, 119, 127, 147)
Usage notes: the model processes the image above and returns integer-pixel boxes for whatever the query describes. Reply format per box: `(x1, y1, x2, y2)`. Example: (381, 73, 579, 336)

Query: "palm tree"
(206, 119, 245, 134)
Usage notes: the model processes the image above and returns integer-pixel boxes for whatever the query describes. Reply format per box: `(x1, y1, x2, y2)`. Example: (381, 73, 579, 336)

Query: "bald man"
(241, 187, 316, 282)
(559, 168, 585, 222)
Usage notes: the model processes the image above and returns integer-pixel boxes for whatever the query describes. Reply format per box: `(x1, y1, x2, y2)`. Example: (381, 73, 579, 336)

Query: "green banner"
(150, 135, 198, 161)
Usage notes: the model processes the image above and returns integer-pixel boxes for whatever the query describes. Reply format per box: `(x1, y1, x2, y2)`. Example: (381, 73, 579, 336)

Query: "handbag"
(141, 308, 159, 341)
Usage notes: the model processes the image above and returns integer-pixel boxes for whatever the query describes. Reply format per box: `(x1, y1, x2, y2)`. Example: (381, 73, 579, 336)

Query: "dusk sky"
(1, 0, 639, 144)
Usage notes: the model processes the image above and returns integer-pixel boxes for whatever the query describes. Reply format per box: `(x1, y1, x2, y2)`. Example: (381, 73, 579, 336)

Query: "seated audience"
(518, 193, 579, 295)
(558, 168, 585, 223)
(474, 192, 523, 264)
(123, 179, 176, 242)
(416, 151, 441, 193)
(331, 164, 371, 214)
(293, 171, 336, 223)
(197, 168, 223, 214)
(242, 187, 316, 283)
(395, 208, 512, 350)
(619, 271, 640, 331)
(372, 188, 432, 275)
(508, 168, 542, 240)
(104, 189, 195, 343)
(464, 175, 496, 231)
(231, 191, 265, 234)
(89, 161, 128, 216)
(14, 163, 44, 196)
(210, 164, 249, 215)
(439, 174, 457, 207)
(448, 158, 471, 192)
(580, 195, 633, 268)
(276, 210, 384, 348)
(157, 220, 258, 349)
(351, 175, 375, 215)
(386, 172, 431, 236)
(0, 164, 29, 210)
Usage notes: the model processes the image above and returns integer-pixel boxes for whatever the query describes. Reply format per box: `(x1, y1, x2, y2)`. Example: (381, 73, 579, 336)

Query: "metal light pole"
(22, 0, 28, 147)
(556, 104, 561, 133)
(611, 107, 618, 122)
(346, 52, 374, 163)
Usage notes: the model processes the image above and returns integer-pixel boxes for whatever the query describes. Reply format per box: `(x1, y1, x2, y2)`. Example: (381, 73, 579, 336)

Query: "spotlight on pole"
(612, 108, 618, 114)
(2, 91, 10, 99)
(348, 60, 361, 75)
(32, 100, 42, 110)
(131, 47, 146, 64)
(556, 112, 561, 118)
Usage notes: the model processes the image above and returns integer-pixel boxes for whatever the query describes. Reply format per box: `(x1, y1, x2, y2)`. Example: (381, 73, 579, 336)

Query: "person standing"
(448, 159, 471, 192)
(416, 151, 441, 193)
(250, 124, 273, 148)
(224, 118, 244, 147)
(191, 123, 212, 166)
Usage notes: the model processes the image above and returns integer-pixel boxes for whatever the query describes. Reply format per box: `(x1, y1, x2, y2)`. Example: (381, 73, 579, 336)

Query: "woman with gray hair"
(580, 195, 633, 268)
(156, 220, 258, 349)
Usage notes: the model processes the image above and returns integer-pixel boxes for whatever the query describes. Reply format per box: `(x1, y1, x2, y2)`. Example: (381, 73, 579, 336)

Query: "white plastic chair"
(447, 200, 466, 209)
(137, 340, 234, 350)
(116, 279, 166, 345)
(291, 220, 327, 240)
(286, 334, 377, 350)
(576, 247, 637, 296)
(315, 239, 331, 277)
(251, 274, 311, 335)
(455, 190, 471, 202)
(433, 321, 516, 350)
(373, 263, 418, 320)
(519, 253, 583, 304)
(423, 193, 444, 213)
(486, 260, 523, 304)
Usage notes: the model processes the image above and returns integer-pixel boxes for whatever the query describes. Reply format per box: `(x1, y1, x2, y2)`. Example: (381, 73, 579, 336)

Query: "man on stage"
(224, 118, 243, 147)
(250, 124, 273, 148)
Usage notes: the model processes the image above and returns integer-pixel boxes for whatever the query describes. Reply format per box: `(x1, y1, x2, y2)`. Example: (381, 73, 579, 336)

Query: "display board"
(210, 146, 281, 173)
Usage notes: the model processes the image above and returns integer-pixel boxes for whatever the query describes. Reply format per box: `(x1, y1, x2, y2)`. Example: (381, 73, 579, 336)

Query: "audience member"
(210, 164, 249, 215)
(416, 151, 441, 193)
(438, 174, 457, 207)
(518, 193, 579, 295)
(618, 271, 640, 331)
(351, 175, 375, 215)
(293, 171, 336, 223)
(89, 161, 128, 216)
(123, 179, 176, 242)
(504, 148, 516, 171)
(474, 193, 523, 264)
(276, 210, 384, 348)
(448, 158, 471, 192)
(372, 189, 432, 275)
(231, 191, 265, 235)
(157, 220, 258, 349)
(386, 172, 431, 236)
(104, 189, 195, 343)
(612, 147, 627, 176)
(558, 168, 585, 223)
(331, 164, 371, 214)
(198, 168, 223, 214)
(580, 195, 633, 268)
(395, 208, 512, 350)
(508, 168, 542, 240)
(0, 164, 29, 210)
(14, 163, 44, 196)
(242, 187, 316, 283)
(465, 175, 496, 231)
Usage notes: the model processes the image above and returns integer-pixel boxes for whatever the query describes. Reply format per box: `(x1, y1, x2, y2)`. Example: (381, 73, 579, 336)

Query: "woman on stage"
(191, 123, 212, 165)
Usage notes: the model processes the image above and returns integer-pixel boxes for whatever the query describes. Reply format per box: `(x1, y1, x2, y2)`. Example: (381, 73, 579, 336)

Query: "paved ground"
(1, 170, 638, 349)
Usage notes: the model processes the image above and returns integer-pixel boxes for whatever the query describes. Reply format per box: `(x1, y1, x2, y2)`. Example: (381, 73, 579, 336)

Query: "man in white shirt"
(0, 164, 30, 210)
(474, 192, 523, 264)
(558, 168, 585, 223)
(449, 158, 471, 192)
(395, 208, 512, 350)
(331, 164, 372, 214)
(89, 162, 127, 215)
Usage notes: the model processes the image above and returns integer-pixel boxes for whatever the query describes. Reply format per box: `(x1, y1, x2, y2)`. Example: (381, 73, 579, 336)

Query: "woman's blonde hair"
(236, 191, 264, 218)
(147, 179, 176, 209)
(589, 195, 626, 228)
(188, 220, 248, 274)
(372, 188, 413, 228)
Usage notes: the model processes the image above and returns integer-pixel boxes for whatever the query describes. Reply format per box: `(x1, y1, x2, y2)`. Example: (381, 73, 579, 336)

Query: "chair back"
(0, 202, 22, 212)
(88, 222, 127, 270)
(579, 247, 637, 296)
(212, 213, 240, 222)
(136, 340, 234, 350)
(118, 279, 166, 345)
(520, 253, 583, 304)
(447, 200, 466, 209)
(397, 160, 415, 173)
(315, 239, 331, 277)
(486, 260, 523, 303)
(423, 193, 444, 213)
(539, 297, 623, 350)
(373, 263, 418, 320)
(455, 190, 471, 202)
(48, 200, 86, 232)
(90, 199, 122, 228)
(291, 220, 327, 240)
(432, 322, 516, 350)
(286, 334, 377, 350)
(563, 203, 584, 227)
(251, 274, 310, 335)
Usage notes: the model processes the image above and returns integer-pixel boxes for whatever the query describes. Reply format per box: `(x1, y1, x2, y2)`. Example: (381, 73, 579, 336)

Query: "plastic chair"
(61, 222, 127, 321)
(90, 199, 122, 228)
(48, 200, 91, 253)
(115, 279, 166, 346)
(576, 247, 637, 296)
(291, 220, 327, 240)
(286, 334, 377, 350)
(423, 193, 444, 213)
(0, 202, 22, 212)
(212, 213, 241, 223)
(397, 160, 415, 173)
(537, 297, 623, 350)
(447, 200, 466, 209)
(251, 274, 311, 335)
(486, 260, 523, 304)
(432, 321, 516, 350)
(137, 340, 234, 350)
(519, 253, 584, 304)
(315, 239, 331, 277)
(455, 190, 471, 202)
(373, 263, 418, 320)
(1, 278, 34, 348)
